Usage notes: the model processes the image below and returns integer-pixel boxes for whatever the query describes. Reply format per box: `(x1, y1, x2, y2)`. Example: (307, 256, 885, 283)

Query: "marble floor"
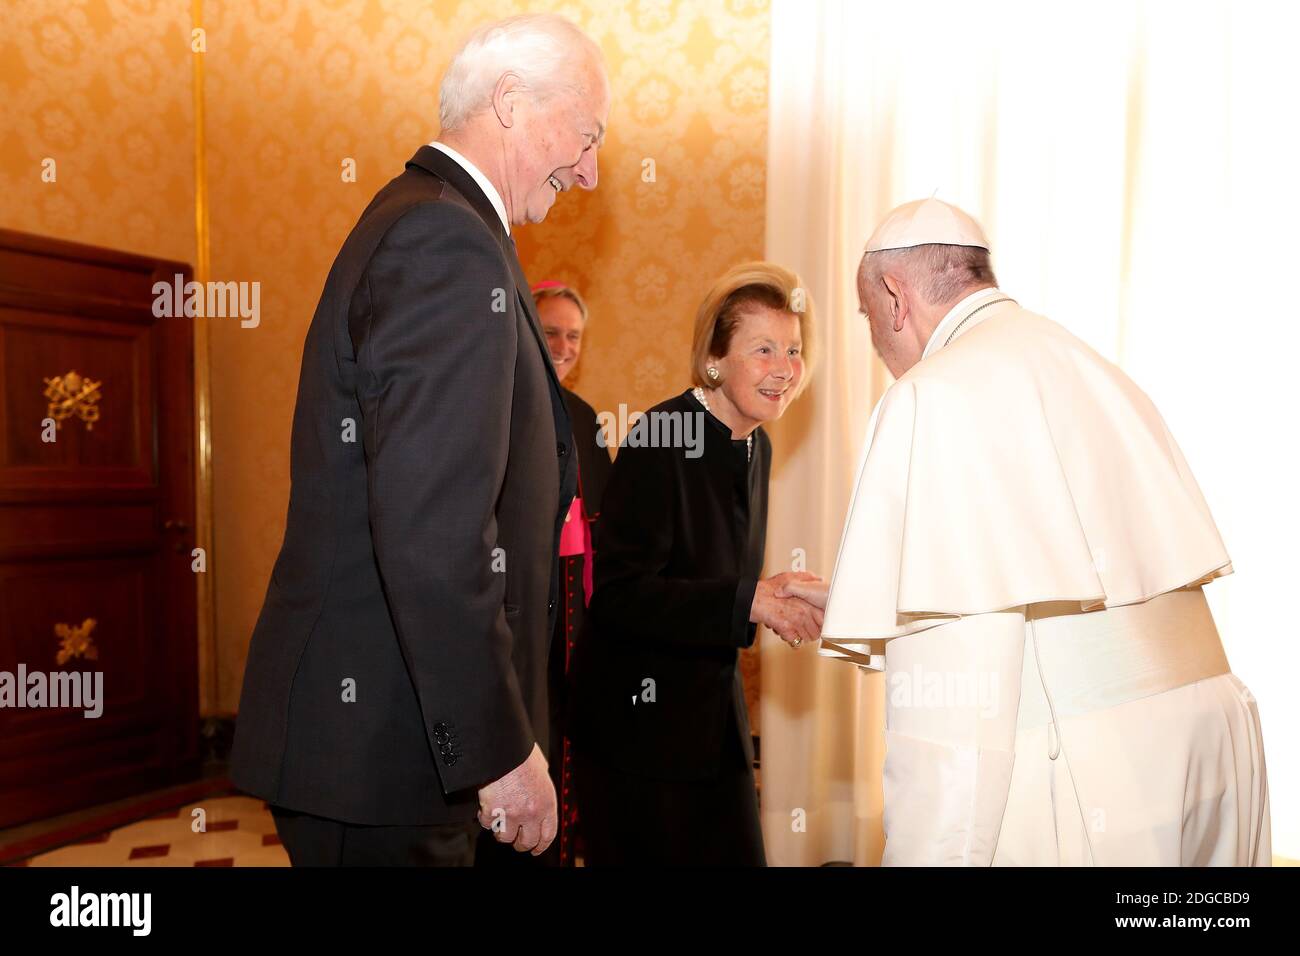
(10, 795, 288, 867)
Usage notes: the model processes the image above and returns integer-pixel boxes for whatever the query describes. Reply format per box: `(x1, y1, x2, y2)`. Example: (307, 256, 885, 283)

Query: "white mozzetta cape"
(819, 301, 1232, 661)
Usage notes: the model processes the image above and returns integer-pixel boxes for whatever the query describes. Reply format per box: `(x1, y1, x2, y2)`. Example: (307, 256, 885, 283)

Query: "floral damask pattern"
(0, 0, 195, 261)
(0, 0, 769, 723)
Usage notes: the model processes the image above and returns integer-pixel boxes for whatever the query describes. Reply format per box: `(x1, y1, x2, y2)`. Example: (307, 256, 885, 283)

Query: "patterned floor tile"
(25, 796, 289, 867)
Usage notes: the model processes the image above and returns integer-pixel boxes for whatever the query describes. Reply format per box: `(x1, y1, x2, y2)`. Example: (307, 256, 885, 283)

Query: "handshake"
(749, 571, 830, 648)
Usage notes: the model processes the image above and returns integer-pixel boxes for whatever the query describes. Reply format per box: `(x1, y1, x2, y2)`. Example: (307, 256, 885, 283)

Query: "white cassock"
(820, 288, 1271, 866)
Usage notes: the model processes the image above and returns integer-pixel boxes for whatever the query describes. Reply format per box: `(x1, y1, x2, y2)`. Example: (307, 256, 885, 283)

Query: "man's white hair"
(439, 14, 605, 133)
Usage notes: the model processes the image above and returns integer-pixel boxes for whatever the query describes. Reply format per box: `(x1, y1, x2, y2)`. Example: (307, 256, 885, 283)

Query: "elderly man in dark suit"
(230, 13, 609, 866)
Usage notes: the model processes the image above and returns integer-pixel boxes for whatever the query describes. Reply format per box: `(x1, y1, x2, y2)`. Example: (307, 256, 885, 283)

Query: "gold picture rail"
(191, 0, 217, 716)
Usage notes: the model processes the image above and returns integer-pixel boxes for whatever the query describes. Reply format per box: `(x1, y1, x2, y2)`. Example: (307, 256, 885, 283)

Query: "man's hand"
(476, 743, 557, 855)
(776, 577, 830, 610)
(750, 572, 824, 647)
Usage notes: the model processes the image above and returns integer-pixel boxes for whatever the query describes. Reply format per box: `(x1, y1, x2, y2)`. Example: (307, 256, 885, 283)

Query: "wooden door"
(0, 229, 199, 828)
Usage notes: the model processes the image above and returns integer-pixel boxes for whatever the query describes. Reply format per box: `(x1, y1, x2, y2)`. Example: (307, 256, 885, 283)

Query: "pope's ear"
(881, 273, 907, 330)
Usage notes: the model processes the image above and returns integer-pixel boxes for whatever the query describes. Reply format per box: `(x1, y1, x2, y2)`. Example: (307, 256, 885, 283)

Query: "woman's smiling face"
(710, 305, 804, 429)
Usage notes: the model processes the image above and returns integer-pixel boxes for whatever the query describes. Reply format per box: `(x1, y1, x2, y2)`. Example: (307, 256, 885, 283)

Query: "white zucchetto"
(864, 197, 990, 253)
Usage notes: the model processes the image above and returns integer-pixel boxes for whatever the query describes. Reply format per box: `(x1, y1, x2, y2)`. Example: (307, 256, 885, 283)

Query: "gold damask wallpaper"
(1, 0, 770, 721)
(0, 0, 195, 263)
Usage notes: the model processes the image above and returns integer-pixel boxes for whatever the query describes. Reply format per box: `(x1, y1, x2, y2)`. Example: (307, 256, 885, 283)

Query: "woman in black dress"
(569, 262, 821, 866)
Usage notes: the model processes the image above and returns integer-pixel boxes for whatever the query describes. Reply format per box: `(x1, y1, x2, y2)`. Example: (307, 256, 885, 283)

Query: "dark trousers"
(271, 806, 479, 866)
(572, 718, 766, 867)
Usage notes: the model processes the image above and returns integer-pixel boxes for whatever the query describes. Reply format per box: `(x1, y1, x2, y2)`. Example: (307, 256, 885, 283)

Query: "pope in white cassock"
(785, 198, 1271, 866)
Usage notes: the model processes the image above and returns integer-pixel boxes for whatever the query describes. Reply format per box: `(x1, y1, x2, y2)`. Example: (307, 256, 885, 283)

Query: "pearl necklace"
(693, 386, 752, 461)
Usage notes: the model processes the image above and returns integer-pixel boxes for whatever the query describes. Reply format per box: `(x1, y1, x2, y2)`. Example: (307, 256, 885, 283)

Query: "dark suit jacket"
(568, 390, 770, 781)
(230, 145, 578, 825)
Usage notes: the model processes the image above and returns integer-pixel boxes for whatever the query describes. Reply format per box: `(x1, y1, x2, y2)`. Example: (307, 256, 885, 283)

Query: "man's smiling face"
(511, 61, 608, 224)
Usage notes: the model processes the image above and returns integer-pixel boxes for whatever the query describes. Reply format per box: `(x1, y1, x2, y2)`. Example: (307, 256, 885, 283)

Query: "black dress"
(568, 388, 770, 866)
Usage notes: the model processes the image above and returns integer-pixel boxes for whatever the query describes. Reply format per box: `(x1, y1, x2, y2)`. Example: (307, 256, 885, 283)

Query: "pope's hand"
(751, 572, 824, 646)
(777, 577, 829, 610)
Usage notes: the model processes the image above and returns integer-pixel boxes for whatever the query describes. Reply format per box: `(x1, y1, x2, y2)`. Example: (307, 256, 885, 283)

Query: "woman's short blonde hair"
(690, 261, 815, 397)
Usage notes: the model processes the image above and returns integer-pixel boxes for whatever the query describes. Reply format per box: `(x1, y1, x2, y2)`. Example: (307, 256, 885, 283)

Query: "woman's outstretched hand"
(776, 576, 829, 610)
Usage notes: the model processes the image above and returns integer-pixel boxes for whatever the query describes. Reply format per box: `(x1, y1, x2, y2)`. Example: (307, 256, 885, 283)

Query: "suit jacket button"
(433, 721, 448, 734)
(548, 599, 556, 612)
(557, 442, 568, 457)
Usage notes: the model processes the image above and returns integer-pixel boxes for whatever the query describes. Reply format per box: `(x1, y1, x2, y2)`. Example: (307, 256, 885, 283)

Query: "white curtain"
(762, 0, 1300, 865)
